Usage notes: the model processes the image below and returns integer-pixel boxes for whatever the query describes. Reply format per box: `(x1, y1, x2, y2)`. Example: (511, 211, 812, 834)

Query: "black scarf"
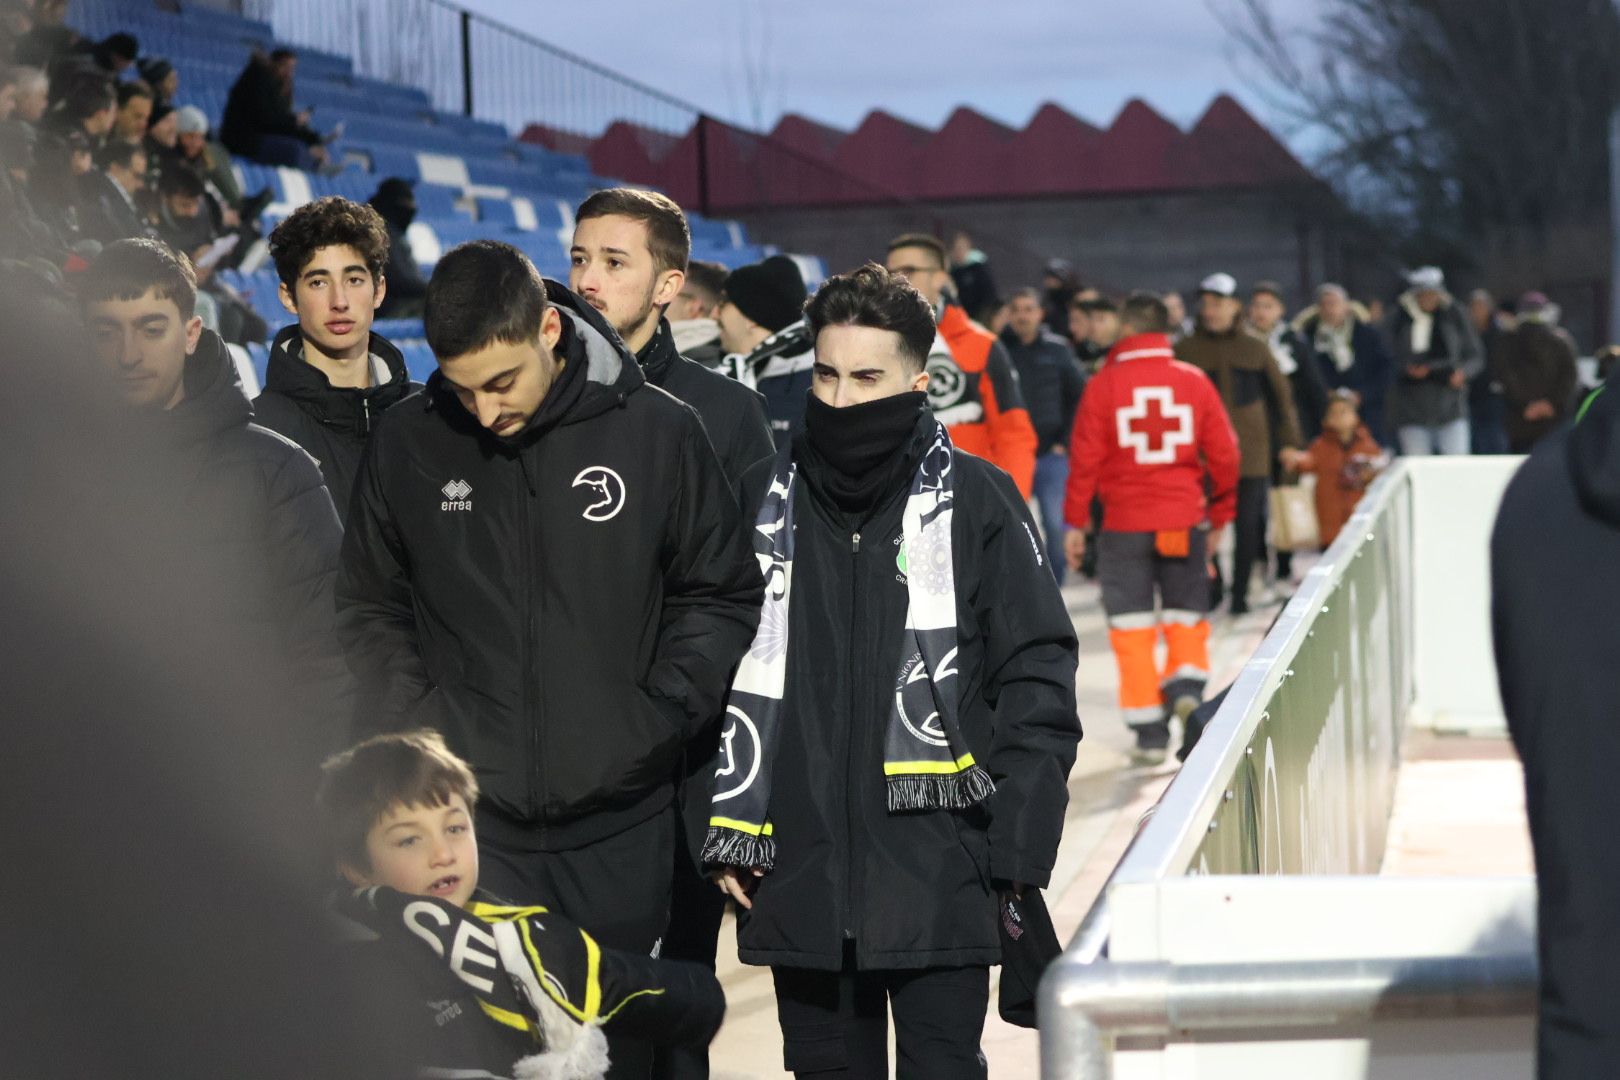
(796, 390, 930, 515)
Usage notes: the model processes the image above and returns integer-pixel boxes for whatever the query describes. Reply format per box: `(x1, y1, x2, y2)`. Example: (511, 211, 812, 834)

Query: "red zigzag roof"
(519, 94, 1311, 211)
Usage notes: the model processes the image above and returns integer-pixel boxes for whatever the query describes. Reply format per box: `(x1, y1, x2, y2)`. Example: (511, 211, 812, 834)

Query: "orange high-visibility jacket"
(934, 304, 1038, 497)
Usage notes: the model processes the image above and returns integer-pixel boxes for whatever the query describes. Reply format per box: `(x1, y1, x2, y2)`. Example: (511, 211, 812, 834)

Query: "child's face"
(1326, 402, 1360, 438)
(344, 795, 479, 909)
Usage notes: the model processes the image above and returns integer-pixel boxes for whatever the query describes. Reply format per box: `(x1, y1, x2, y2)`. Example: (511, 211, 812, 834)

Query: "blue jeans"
(1397, 418, 1470, 456)
(1033, 451, 1069, 585)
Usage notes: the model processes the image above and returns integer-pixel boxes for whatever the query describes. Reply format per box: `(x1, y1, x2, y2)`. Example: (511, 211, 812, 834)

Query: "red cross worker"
(1063, 296, 1241, 762)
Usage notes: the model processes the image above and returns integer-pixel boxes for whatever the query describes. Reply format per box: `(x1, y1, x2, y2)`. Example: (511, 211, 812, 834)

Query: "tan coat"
(1175, 328, 1303, 478)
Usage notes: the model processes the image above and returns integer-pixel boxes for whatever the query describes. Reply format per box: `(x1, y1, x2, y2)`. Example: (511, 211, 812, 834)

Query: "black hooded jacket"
(636, 316, 772, 487)
(253, 325, 420, 522)
(730, 410, 1080, 971)
(1492, 376, 1620, 1078)
(336, 283, 763, 853)
(152, 331, 353, 759)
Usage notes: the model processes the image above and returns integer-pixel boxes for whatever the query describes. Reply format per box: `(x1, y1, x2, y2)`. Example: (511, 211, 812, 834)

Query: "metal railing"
(1038, 461, 1537, 1078)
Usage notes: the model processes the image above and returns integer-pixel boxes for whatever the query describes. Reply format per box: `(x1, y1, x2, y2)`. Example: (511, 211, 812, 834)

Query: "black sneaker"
(1130, 720, 1171, 766)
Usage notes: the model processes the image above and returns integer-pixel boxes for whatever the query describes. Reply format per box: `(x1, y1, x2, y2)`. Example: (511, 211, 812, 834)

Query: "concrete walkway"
(706, 578, 1279, 1079)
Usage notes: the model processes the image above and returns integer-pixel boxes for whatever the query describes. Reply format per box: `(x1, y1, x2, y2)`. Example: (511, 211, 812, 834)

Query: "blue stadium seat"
(397, 340, 438, 383)
(475, 197, 518, 227)
(372, 319, 425, 341)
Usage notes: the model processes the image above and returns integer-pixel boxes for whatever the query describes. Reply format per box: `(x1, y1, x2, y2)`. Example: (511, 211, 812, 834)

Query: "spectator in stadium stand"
(136, 56, 178, 110)
(8, 65, 47, 125)
(336, 240, 761, 1080)
(1163, 290, 1192, 342)
(153, 166, 235, 338)
(0, 115, 67, 262)
(1001, 285, 1086, 583)
(885, 232, 1038, 498)
(570, 188, 772, 489)
(707, 264, 1078, 1080)
(1075, 295, 1121, 374)
(715, 253, 814, 448)
(252, 197, 418, 520)
(79, 238, 353, 763)
(1176, 271, 1302, 616)
(175, 105, 243, 213)
(665, 256, 728, 368)
(1386, 265, 1483, 456)
(78, 31, 138, 77)
(1467, 288, 1513, 454)
(79, 139, 154, 243)
(1497, 291, 1579, 454)
(569, 185, 772, 1080)
(948, 228, 1000, 325)
(221, 48, 328, 171)
(1040, 257, 1079, 336)
(27, 124, 89, 245)
(36, 71, 114, 158)
(1294, 282, 1393, 444)
(1064, 292, 1239, 761)
(9, 0, 75, 72)
(367, 177, 427, 320)
(1491, 356, 1620, 1080)
(110, 81, 152, 147)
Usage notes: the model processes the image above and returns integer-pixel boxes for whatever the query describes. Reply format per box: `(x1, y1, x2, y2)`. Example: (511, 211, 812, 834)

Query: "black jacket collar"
(635, 316, 680, 387)
(264, 324, 413, 436)
(161, 330, 251, 447)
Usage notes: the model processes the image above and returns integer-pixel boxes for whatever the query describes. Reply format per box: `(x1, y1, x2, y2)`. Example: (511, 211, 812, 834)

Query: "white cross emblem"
(1116, 386, 1194, 465)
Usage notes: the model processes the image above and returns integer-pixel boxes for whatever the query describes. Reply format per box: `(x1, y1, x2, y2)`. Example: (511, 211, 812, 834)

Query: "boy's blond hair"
(317, 730, 479, 871)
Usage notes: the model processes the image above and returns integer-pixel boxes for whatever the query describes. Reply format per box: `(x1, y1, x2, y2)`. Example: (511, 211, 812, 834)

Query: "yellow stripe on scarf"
(882, 752, 978, 776)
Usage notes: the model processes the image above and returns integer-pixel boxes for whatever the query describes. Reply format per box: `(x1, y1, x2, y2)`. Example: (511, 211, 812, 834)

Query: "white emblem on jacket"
(571, 466, 626, 521)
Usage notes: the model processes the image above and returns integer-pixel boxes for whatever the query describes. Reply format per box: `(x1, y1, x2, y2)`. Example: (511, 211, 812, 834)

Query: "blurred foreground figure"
(1492, 366, 1620, 1078)
(0, 260, 408, 1077)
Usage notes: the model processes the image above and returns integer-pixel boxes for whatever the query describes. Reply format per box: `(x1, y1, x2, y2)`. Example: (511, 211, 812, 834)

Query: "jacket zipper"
(517, 451, 542, 826)
(842, 529, 862, 944)
(362, 396, 371, 435)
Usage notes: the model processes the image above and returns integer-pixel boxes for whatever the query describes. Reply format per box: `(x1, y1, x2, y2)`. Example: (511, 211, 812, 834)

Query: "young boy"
(255, 196, 419, 522)
(1290, 390, 1389, 548)
(319, 730, 725, 1080)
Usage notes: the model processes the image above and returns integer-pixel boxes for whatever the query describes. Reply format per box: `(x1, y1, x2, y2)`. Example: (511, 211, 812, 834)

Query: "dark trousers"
(651, 824, 726, 1080)
(772, 948, 989, 1080)
(1230, 476, 1269, 612)
(479, 806, 677, 1080)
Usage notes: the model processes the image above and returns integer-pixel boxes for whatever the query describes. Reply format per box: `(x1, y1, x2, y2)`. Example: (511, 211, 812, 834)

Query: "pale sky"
(459, 0, 1317, 147)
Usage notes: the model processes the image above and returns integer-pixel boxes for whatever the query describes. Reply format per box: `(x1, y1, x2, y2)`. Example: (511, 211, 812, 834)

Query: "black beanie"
(724, 255, 806, 333)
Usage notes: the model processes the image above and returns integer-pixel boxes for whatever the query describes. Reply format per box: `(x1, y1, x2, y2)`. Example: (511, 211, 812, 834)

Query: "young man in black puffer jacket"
(80, 238, 353, 765)
(254, 197, 420, 522)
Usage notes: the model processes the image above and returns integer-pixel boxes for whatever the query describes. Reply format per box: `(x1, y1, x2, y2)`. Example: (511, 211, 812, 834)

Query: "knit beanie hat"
(174, 106, 209, 135)
(724, 255, 806, 333)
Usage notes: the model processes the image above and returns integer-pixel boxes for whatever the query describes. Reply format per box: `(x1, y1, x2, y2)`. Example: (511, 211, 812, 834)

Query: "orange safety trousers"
(1109, 618, 1211, 725)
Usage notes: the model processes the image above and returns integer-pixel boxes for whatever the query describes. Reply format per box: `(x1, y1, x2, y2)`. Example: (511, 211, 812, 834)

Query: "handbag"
(1269, 477, 1320, 552)
(997, 889, 1064, 1028)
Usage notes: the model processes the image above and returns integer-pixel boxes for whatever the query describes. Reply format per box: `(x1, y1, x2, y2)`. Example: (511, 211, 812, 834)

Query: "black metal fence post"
(460, 9, 473, 118)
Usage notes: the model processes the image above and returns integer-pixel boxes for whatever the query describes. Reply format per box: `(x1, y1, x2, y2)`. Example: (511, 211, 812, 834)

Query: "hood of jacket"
(161, 330, 252, 447)
(1569, 376, 1620, 526)
(424, 278, 643, 448)
(635, 316, 683, 386)
(264, 324, 414, 436)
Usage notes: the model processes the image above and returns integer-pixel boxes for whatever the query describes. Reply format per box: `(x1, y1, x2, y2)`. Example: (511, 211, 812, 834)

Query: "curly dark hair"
(268, 196, 391, 291)
(804, 262, 935, 372)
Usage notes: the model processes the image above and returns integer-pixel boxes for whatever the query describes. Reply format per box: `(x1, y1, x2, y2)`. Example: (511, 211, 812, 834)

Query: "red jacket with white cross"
(1063, 332, 1241, 533)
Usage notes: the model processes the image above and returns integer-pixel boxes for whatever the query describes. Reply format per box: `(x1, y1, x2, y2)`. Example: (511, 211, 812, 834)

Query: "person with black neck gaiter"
(707, 264, 1081, 1080)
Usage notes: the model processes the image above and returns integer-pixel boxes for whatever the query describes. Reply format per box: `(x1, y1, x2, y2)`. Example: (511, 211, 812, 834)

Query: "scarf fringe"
(511, 1022, 610, 1080)
(885, 765, 997, 812)
(702, 826, 776, 872)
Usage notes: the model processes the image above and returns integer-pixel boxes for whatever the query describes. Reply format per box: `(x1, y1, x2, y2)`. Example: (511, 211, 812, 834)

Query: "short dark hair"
(316, 730, 479, 872)
(1250, 280, 1285, 303)
(1078, 296, 1119, 316)
(116, 80, 152, 107)
(886, 232, 947, 270)
(576, 187, 690, 275)
(158, 165, 205, 199)
(80, 238, 198, 320)
(95, 138, 144, 173)
(1119, 291, 1170, 334)
(269, 48, 296, 63)
(57, 72, 115, 121)
(100, 33, 139, 62)
(1008, 286, 1043, 304)
(425, 240, 547, 360)
(684, 259, 727, 305)
(804, 262, 935, 372)
(268, 196, 391, 290)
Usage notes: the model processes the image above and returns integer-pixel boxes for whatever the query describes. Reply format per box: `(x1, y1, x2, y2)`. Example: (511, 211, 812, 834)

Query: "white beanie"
(174, 106, 209, 136)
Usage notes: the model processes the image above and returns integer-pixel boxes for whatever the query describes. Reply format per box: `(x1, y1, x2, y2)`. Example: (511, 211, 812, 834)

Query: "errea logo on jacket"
(441, 479, 472, 512)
